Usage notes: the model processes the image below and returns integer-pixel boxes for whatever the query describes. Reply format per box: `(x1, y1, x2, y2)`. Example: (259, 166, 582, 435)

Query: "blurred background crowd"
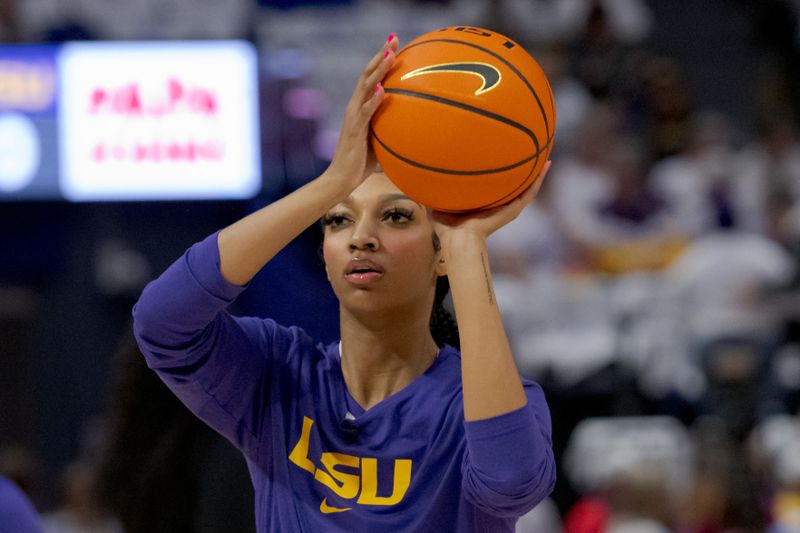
(2, 0, 800, 532)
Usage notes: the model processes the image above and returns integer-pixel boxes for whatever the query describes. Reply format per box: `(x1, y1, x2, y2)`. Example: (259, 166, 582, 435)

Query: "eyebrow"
(379, 193, 414, 203)
(337, 193, 419, 207)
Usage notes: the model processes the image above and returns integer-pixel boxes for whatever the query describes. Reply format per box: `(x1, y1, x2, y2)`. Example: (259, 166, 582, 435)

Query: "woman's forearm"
(443, 232, 528, 421)
(218, 36, 395, 286)
(217, 172, 347, 286)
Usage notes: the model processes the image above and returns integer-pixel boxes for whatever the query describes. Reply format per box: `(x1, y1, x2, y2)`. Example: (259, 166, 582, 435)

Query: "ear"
(435, 255, 447, 277)
(319, 242, 331, 282)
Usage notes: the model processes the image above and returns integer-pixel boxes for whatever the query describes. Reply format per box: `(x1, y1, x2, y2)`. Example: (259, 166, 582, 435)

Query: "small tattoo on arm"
(480, 252, 494, 305)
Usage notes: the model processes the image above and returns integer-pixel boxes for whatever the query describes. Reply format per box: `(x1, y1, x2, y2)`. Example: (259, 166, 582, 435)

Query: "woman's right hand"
(322, 34, 398, 195)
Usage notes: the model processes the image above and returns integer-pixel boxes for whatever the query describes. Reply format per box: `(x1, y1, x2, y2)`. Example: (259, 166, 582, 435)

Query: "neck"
(339, 306, 439, 411)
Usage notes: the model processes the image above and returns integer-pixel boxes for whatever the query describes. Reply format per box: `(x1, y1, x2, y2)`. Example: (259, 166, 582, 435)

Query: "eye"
(382, 207, 414, 224)
(321, 212, 351, 228)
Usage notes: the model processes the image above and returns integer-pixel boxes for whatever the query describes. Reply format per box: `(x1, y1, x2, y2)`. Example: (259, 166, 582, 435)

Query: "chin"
(337, 285, 409, 317)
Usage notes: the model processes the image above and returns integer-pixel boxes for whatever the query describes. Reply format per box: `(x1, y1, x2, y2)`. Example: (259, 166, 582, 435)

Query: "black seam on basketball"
(398, 38, 552, 139)
(372, 125, 537, 175)
(466, 131, 555, 210)
(384, 88, 540, 156)
(370, 129, 554, 210)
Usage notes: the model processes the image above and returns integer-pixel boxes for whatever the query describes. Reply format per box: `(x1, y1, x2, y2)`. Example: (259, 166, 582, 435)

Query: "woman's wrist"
(317, 168, 358, 205)
(441, 230, 487, 264)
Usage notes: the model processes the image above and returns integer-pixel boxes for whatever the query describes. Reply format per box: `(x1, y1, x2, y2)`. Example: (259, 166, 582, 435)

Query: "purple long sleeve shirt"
(132, 232, 555, 532)
(0, 476, 42, 533)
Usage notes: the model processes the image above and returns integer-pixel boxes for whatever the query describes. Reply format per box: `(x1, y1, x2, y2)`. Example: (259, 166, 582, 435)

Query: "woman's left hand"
(432, 161, 551, 247)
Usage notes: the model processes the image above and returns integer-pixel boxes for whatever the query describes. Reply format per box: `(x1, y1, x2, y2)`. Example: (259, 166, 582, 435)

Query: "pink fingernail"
(383, 49, 390, 59)
(375, 83, 382, 93)
(387, 33, 395, 43)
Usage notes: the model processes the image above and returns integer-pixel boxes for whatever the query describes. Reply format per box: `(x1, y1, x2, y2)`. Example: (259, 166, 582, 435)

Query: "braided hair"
(430, 233, 460, 349)
(430, 275, 460, 349)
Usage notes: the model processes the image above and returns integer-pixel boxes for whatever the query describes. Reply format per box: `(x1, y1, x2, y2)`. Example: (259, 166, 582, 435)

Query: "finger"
(342, 50, 391, 129)
(350, 51, 390, 111)
(492, 187, 532, 223)
(523, 160, 551, 202)
(363, 34, 395, 77)
(357, 36, 397, 96)
(516, 185, 536, 207)
(354, 45, 396, 124)
(358, 82, 385, 125)
(360, 48, 395, 101)
(541, 159, 552, 177)
(533, 160, 551, 192)
(431, 212, 464, 230)
(538, 160, 552, 183)
(495, 162, 550, 213)
(365, 147, 378, 174)
(387, 33, 399, 55)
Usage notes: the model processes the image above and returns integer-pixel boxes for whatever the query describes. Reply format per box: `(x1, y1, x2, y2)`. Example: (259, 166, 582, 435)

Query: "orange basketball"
(370, 26, 556, 212)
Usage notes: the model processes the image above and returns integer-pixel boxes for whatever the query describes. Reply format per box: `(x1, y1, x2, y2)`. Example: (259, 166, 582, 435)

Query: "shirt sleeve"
(132, 231, 305, 464)
(0, 476, 43, 533)
(460, 382, 556, 517)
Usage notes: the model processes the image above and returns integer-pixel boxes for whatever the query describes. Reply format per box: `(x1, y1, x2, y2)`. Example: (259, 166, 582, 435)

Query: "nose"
(349, 219, 380, 252)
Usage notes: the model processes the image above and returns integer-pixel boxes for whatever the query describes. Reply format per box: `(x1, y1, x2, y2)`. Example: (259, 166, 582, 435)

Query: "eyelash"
(382, 207, 414, 224)
(321, 207, 414, 228)
(321, 213, 349, 228)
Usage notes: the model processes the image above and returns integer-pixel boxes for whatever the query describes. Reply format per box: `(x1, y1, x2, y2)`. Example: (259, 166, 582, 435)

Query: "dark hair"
(430, 275, 459, 349)
(430, 232, 460, 349)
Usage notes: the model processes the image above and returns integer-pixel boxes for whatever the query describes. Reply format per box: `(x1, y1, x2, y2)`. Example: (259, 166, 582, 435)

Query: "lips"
(344, 258, 384, 284)
(345, 258, 384, 275)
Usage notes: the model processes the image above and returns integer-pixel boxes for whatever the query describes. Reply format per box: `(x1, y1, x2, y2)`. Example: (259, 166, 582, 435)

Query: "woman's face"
(322, 172, 444, 316)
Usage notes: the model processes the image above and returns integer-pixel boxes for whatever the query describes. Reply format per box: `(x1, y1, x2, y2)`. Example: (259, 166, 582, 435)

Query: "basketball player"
(133, 35, 555, 532)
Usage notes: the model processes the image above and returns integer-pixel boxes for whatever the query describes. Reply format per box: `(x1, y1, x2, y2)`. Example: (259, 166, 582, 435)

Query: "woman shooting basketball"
(133, 34, 555, 532)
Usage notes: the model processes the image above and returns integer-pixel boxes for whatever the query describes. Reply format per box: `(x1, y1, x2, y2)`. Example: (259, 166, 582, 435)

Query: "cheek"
(322, 239, 331, 264)
(387, 234, 436, 271)
(321, 239, 338, 277)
